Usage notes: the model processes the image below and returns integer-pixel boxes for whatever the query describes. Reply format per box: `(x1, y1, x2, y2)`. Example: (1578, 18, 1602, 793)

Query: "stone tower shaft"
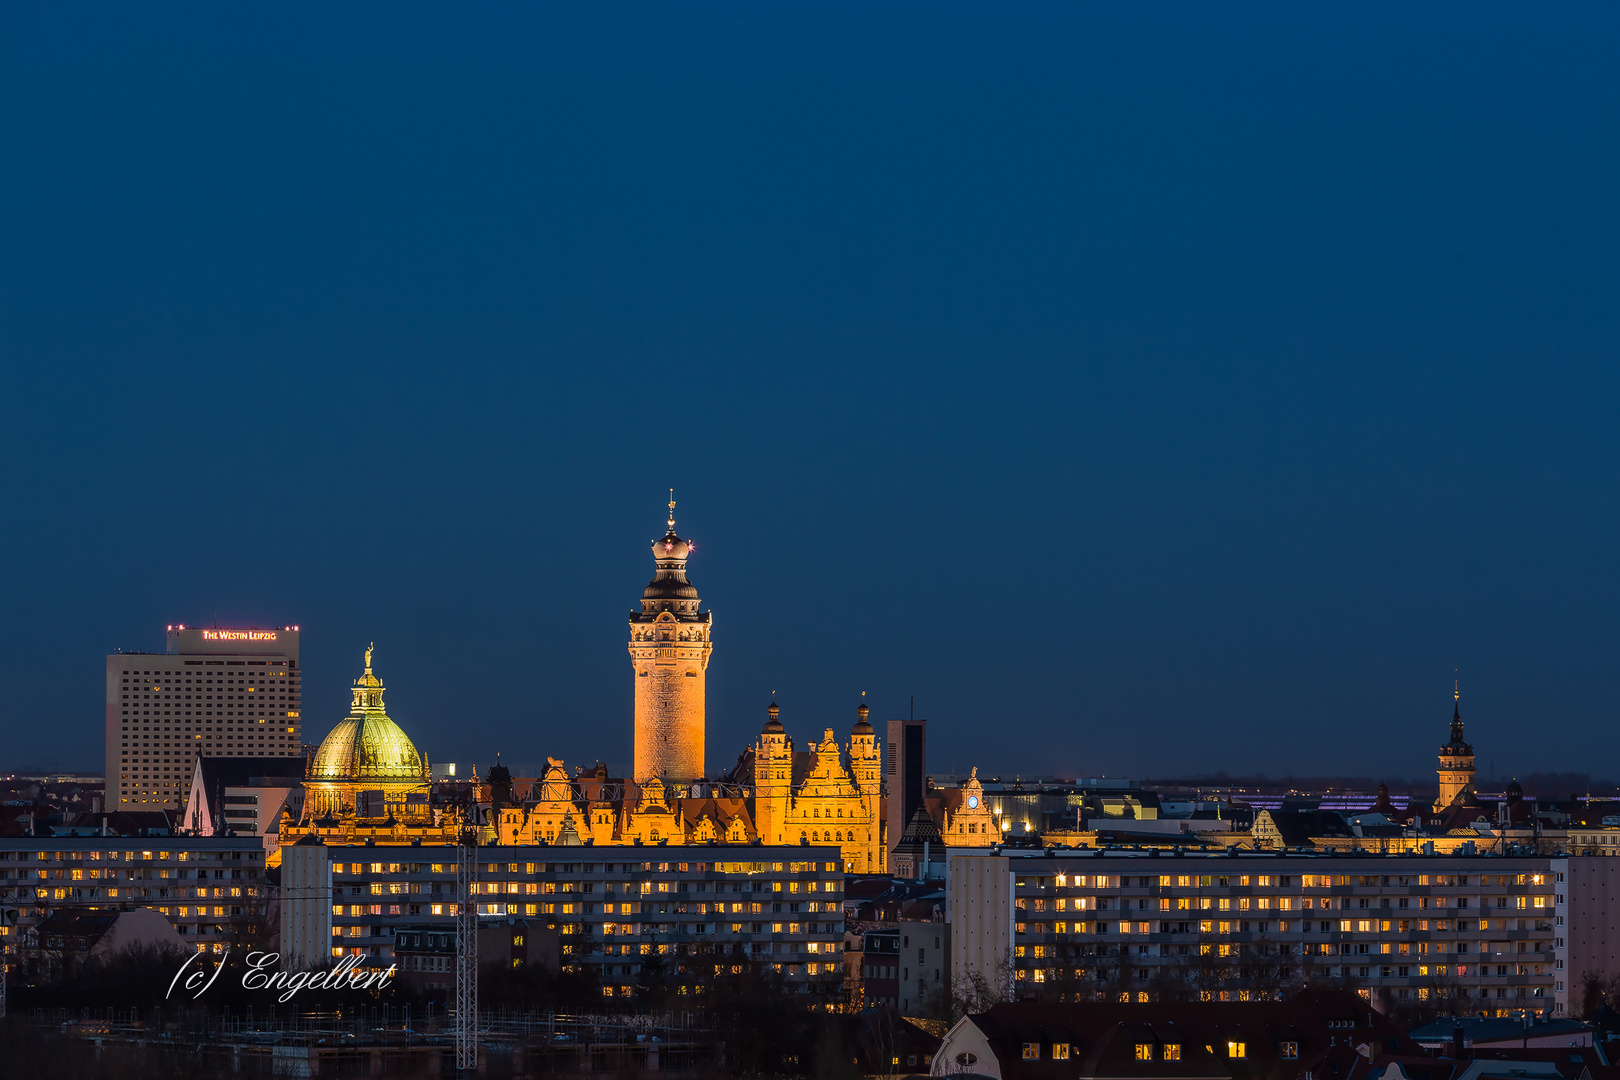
(629, 495, 712, 782)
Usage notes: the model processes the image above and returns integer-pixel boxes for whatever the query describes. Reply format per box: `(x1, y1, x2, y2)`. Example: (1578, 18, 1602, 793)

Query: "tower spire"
(1435, 677, 1477, 812)
(668, 488, 676, 532)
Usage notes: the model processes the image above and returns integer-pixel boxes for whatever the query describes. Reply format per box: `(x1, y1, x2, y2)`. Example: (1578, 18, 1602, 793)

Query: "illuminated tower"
(752, 698, 793, 844)
(850, 696, 880, 793)
(629, 493, 713, 782)
(1433, 684, 1477, 812)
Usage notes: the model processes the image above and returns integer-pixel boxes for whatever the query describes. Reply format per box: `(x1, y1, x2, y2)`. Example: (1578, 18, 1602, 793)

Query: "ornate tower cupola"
(756, 696, 792, 794)
(629, 492, 713, 782)
(850, 694, 879, 792)
(1433, 683, 1478, 813)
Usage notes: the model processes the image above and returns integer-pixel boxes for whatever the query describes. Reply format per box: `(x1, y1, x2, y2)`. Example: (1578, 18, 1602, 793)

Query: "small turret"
(849, 693, 880, 792)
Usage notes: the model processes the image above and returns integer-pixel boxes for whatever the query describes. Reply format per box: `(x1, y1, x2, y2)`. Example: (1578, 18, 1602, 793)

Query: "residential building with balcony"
(282, 842, 847, 1000)
(0, 835, 270, 977)
(949, 849, 1620, 1020)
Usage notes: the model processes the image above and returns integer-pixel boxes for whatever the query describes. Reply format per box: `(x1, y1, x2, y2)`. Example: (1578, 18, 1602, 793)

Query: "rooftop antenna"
(909, 696, 916, 721)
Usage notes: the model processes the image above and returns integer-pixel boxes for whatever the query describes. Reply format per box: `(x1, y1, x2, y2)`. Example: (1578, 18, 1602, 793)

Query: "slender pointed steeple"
(1446, 681, 1470, 752)
(1434, 680, 1478, 812)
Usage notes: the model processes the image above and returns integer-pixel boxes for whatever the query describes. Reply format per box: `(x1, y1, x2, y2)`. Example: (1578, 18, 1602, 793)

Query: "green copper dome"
(307, 646, 428, 782)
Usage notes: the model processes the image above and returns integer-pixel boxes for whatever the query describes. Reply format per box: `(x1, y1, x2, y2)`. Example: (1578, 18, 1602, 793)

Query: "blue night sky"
(2, 4, 1617, 786)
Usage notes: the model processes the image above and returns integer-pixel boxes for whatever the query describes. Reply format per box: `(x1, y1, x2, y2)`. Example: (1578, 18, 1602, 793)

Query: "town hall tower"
(629, 494, 712, 782)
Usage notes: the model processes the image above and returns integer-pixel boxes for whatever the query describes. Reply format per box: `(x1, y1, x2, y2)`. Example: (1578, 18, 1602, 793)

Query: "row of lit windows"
(0, 849, 259, 863)
(120, 663, 293, 675)
(1030, 872, 1548, 890)
(1022, 894, 1552, 913)
(1017, 916, 1552, 936)
(1018, 940, 1547, 963)
(6, 866, 249, 885)
(333, 860, 839, 878)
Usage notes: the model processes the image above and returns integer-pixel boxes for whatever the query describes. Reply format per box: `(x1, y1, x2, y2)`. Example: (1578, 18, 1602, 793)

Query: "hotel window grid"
(109, 653, 301, 808)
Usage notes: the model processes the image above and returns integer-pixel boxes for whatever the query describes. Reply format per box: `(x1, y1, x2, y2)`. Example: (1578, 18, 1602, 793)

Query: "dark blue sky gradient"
(2, 4, 1617, 784)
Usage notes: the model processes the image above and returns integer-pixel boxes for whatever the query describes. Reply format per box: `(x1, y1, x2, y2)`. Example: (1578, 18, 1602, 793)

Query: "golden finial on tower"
(365, 642, 374, 673)
(668, 488, 676, 531)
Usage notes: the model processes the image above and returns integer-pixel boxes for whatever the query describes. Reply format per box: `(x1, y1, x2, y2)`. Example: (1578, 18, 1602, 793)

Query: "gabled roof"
(896, 804, 943, 847)
(950, 989, 1418, 1080)
(1256, 809, 1354, 846)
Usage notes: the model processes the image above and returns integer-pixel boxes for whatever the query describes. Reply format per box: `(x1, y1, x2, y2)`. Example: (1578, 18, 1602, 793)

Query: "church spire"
(667, 488, 677, 533)
(1434, 680, 1477, 812)
(1449, 680, 1467, 749)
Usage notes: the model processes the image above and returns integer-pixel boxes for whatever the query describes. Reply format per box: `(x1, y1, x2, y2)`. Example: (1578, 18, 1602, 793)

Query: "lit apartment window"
(1228, 1042, 1246, 1059)
(1021, 1043, 1040, 1060)
(1280, 1042, 1299, 1059)
(1135, 1044, 1152, 1061)
(1163, 1045, 1181, 1061)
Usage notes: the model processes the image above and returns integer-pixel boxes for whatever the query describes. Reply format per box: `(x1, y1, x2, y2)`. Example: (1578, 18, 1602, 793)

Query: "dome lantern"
(308, 646, 428, 782)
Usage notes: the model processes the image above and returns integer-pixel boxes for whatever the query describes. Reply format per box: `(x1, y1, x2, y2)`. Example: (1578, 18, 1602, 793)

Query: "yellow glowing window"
(1228, 1042, 1246, 1059)
(1163, 1045, 1181, 1061)
(1021, 1043, 1040, 1061)
(1135, 1044, 1152, 1061)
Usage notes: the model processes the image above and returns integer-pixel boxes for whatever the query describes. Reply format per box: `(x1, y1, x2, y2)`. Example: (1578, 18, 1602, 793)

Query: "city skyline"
(3, 5, 1619, 780)
(14, 506, 1609, 793)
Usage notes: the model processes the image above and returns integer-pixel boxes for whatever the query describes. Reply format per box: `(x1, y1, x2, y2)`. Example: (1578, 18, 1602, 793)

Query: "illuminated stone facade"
(630, 496, 712, 783)
(1434, 688, 1478, 813)
(493, 700, 998, 875)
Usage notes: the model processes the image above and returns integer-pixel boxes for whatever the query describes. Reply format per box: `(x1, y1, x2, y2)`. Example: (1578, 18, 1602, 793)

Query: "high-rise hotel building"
(106, 626, 302, 808)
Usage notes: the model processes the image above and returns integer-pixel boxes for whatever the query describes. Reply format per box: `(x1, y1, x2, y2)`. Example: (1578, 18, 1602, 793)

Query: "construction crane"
(455, 815, 479, 1071)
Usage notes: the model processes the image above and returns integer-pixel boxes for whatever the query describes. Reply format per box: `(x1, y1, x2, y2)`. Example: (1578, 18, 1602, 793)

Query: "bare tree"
(948, 952, 1012, 1019)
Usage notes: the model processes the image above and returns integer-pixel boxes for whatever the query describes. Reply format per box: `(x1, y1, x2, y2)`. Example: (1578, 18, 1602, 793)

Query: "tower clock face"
(968, 795, 979, 808)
